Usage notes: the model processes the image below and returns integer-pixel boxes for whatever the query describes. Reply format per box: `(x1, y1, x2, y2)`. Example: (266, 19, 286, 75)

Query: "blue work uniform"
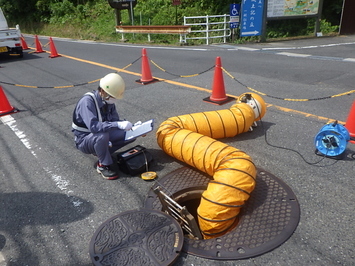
(72, 90, 134, 166)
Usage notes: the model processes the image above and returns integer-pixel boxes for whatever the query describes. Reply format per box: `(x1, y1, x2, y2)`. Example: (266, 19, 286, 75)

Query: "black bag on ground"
(117, 145, 153, 176)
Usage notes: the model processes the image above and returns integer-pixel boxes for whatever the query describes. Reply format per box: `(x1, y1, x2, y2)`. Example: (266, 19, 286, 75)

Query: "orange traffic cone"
(20, 34, 29, 50)
(136, 48, 158, 85)
(0, 86, 18, 116)
(34, 35, 44, 53)
(203, 56, 234, 105)
(49, 37, 60, 58)
(345, 100, 355, 144)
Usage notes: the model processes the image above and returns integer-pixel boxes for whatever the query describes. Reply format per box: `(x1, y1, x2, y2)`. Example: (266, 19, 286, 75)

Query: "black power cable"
(245, 94, 340, 167)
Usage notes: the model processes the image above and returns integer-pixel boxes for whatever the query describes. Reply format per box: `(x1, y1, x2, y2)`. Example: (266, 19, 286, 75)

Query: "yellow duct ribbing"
(156, 94, 266, 239)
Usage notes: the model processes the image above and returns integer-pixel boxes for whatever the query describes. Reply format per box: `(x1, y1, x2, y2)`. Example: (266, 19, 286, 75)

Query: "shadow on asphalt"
(0, 192, 94, 265)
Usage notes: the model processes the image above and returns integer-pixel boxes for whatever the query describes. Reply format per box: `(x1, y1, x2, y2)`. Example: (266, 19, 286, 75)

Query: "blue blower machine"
(314, 121, 351, 159)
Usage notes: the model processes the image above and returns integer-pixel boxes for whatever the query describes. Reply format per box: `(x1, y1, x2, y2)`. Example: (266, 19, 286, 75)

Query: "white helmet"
(99, 73, 125, 99)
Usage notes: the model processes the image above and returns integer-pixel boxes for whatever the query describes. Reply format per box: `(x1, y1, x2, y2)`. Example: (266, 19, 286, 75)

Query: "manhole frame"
(144, 166, 300, 260)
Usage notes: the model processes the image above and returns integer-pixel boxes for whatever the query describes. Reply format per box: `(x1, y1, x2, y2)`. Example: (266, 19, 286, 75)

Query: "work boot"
(96, 163, 119, 180)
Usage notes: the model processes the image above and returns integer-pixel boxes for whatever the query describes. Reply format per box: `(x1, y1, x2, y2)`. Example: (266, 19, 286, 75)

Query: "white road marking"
(0, 115, 83, 208)
(344, 58, 355, 62)
(277, 52, 311, 58)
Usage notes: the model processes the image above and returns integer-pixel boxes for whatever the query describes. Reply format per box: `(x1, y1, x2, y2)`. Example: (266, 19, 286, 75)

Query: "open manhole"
(144, 166, 300, 260)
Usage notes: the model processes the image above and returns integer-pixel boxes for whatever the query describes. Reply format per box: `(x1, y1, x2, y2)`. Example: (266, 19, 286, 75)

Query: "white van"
(0, 8, 23, 58)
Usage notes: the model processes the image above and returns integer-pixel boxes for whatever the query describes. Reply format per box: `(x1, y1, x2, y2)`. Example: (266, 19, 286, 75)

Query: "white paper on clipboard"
(124, 119, 154, 140)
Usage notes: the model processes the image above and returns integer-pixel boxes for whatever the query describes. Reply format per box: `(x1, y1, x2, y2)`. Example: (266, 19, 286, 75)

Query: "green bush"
(8, 0, 341, 44)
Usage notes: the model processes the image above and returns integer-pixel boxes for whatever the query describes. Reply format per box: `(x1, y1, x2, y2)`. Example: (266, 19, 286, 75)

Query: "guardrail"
(183, 14, 231, 45)
(115, 25, 191, 43)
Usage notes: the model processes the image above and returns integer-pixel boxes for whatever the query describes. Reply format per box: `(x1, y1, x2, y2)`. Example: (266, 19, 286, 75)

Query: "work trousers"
(75, 129, 135, 166)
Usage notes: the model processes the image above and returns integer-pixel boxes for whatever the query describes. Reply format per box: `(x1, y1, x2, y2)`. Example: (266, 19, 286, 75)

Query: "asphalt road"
(0, 34, 354, 265)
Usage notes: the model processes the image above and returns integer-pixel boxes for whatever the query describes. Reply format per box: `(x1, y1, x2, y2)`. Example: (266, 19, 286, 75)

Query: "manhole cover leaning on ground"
(89, 209, 184, 266)
(144, 166, 300, 260)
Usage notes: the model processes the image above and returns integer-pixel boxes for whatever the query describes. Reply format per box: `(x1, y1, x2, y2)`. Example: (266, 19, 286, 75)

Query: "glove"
(134, 121, 142, 126)
(117, 121, 132, 131)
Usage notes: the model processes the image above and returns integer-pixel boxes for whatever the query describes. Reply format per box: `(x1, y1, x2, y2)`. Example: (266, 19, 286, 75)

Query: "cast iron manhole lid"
(89, 209, 184, 266)
(144, 167, 300, 260)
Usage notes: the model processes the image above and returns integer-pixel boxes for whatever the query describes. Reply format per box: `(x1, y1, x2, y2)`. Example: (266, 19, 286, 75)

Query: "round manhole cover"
(145, 167, 300, 260)
(89, 209, 184, 265)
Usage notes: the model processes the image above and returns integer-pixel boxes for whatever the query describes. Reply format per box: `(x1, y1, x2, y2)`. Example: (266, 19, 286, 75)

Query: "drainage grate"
(144, 167, 300, 260)
(89, 209, 184, 266)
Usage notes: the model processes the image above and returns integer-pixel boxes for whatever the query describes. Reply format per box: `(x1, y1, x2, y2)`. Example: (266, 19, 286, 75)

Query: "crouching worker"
(72, 73, 135, 180)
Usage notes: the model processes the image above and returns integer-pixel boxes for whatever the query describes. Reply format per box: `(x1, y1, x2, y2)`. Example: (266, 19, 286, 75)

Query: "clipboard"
(125, 119, 154, 140)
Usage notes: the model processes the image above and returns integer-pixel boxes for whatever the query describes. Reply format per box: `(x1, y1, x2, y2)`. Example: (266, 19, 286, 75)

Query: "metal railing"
(183, 14, 231, 45)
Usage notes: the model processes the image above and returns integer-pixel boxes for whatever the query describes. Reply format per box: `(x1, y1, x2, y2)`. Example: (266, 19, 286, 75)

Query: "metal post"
(315, 0, 324, 36)
(206, 15, 209, 45)
(130, 1, 134, 25)
(115, 9, 121, 26)
(223, 14, 227, 43)
(260, 0, 268, 42)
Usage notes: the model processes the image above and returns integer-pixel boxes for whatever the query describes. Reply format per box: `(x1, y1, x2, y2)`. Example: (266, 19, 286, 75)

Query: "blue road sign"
(240, 0, 264, 37)
(230, 4, 240, 29)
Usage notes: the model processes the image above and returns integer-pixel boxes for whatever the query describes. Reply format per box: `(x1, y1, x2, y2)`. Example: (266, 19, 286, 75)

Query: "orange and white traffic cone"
(20, 34, 29, 50)
(0, 86, 18, 116)
(34, 35, 44, 53)
(49, 37, 60, 58)
(203, 56, 234, 105)
(136, 48, 158, 85)
(345, 100, 355, 144)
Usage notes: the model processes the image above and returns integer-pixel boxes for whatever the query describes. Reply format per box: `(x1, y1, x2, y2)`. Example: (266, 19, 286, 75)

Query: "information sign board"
(230, 4, 240, 29)
(267, 0, 319, 18)
(172, 0, 181, 6)
(108, 0, 137, 10)
(240, 0, 264, 37)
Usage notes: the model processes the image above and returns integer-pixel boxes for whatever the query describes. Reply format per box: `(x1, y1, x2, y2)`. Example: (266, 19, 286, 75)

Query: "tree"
(0, 0, 39, 24)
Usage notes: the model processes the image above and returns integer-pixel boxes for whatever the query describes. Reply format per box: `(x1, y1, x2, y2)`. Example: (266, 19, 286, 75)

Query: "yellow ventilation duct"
(156, 93, 266, 239)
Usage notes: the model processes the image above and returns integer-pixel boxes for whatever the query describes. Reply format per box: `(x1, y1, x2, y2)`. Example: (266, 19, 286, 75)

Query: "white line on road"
(0, 115, 83, 208)
(262, 41, 355, 50)
(233, 46, 260, 51)
(344, 58, 355, 62)
(277, 52, 311, 58)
